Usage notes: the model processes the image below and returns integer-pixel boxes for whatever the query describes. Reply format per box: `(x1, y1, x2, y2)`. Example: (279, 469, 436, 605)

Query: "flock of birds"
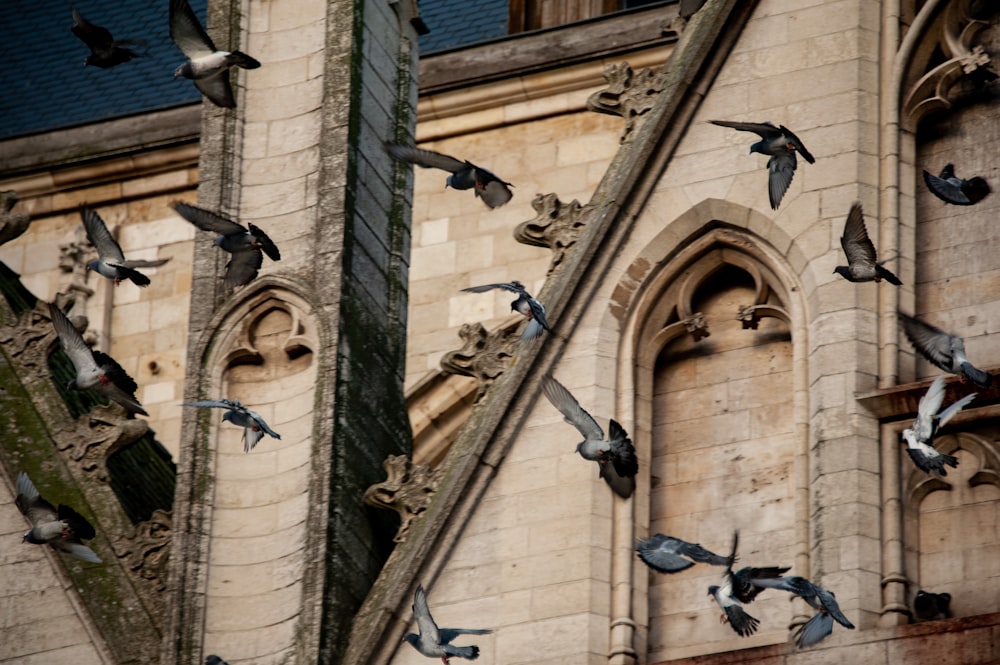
(9, 3, 994, 664)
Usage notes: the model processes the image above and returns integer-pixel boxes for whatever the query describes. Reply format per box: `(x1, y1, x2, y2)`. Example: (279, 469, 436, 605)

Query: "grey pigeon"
(71, 8, 144, 68)
(751, 575, 854, 647)
(461, 281, 551, 341)
(707, 533, 763, 638)
(913, 590, 952, 622)
(635, 534, 732, 574)
(541, 375, 639, 499)
(710, 120, 815, 210)
(81, 205, 169, 286)
(182, 399, 281, 453)
(169, 0, 261, 108)
(403, 585, 492, 663)
(205, 656, 229, 665)
(49, 302, 148, 416)
(171, 201, 280, 288)
(834, 202, 901, 285)
(901, 376, 974, 475)
(385, 143, 513, 208)
(15, 472, 102, 563)
(923, 164, 990, 206)
(899, 314, 991, 388)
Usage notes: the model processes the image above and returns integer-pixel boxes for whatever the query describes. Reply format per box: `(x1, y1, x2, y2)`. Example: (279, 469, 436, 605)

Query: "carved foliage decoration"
(587, 62, 668, 142)
(440, 322, 520, 402)
(514, 193, 592, 275)
(113, 509, 172, 618)
(0, 191, 31, 247)
(363, 455, 439, 543)
(58, 404, 149, 481)
(903, 1, 999, 129)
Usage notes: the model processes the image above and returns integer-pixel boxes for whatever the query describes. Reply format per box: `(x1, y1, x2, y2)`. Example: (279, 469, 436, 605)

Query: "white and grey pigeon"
(751, 575, 855, 648)
(181, 399, 281, 453)
(541, 375, 638, 499)
(403, 585, 492, 664)
(901, 376, 975, 475)
(899, 314, 991, 388)
(385, 143, 514, 208)
(709, 120, 815, 210)
(171, 201, 280, 289)
(833, 202, 901, 285)
(169, 0, 261, 108)
(81, 205, 169, 287)
(461, 281, 551, 341)
(15, 472, 102, 563)
(635, 534, 733, 574)
(71, 9, 144, 69)
(923, 164, 990, 206)
(49, 302, 148, 416)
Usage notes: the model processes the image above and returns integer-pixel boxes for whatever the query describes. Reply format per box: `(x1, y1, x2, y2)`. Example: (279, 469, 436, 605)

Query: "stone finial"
(0, 191, 30, 246)
(363, 455, 439, 543)
(514, 193, 591, 275)
(586, 62, 667, 142)
(439, 322, 520, 401)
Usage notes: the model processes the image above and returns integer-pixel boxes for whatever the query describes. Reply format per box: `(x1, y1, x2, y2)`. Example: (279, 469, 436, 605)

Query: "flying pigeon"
(709, 120, 815, 210)
(170, 201, 280, 288)
(49, 302, 148, 416)
(403, 585, 492, 663)
(205, 656, 229, 665)
(899, 314, 991, 388)
(751, 575, 855, 648)
(834, 202, 901, 285)
(461, 281, 551, 341)
(15, 472, 102, 563)
(635, 534, 733, 574)
(70, 8, 144, 68)
(901, 376, 975, 475)
(913, 590, 952, 622)
(385, 143, 514, 208)
(169, 0, 261, 108)
(706, 533, 767, 638)
(541, 375, 638, 499)
(922, 164, 990, 206)
(181, 399, 281, 453)
(80, 205, 169, 287)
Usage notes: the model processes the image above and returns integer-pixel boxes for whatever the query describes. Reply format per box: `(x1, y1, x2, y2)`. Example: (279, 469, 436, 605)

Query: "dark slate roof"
(418, 0, 508, 54)
(0, 0, 205, 141)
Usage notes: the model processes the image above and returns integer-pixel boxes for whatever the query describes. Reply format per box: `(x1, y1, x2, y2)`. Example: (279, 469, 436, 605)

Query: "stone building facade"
(1, 0, 999, 664)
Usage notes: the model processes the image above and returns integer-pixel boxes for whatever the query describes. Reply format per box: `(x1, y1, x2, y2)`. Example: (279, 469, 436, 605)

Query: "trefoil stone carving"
(514, 193, 591, 275)
(587, 62, 667, 142)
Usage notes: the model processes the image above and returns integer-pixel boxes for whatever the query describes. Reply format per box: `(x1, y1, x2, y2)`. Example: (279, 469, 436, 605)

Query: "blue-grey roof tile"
(418, 0, 508, 54)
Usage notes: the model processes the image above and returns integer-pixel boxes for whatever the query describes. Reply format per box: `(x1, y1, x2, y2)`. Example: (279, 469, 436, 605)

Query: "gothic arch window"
(632, 227, 805, 661)
(903, 428, 1000, 618)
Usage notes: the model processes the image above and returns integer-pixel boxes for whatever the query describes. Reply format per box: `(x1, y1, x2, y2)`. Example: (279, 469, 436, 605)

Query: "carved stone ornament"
(514, 193, 591, 275)
(587, 62, 668, 142)
(363, 455, 439, 543)
(0, 191, 31, 247)
(0, 301, 60, 368)
(903, 1, 999, 129)
(112, 509, 172, 613)
(58, 404, 150, 481)
(439, 322, 520, 401)
(682, 312, 710, 341)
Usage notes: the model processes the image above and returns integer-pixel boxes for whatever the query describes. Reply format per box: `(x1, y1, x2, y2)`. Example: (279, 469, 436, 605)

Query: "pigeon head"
(707, 585, 720, 597)
(86, 259, 100, 272)
(833, 266, 851, 279)
(221, 410, 237, 426)
(174, 62, 191, 78)
(22, 529, 42, 545)
(402, 633, 419, 647)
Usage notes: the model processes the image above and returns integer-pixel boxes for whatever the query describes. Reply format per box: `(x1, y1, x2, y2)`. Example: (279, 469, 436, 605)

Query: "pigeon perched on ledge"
(901, 376, 975, 475)
(899, 314, 991, 388)
(541, 375, 638, 499)
(635, 534, 733, 574)
(404, 585, 492, 663)
(385, 143, 514, 208)
(709, 120, 815, 210)
(834, 202, 901, 285)
(71, 8, 145, 69)
(15, 472, 102, 563)
(913, 590, 952, 622)
(182, 398, 281, 453)
(81, 205, 169, 287)
(461, 280, 551, 342)
(49, 302, 148, 416)
(922, 164, 990, 205)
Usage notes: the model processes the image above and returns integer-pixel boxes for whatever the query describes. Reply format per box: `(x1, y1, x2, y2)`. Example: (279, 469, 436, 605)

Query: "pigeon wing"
(412, 586, 442, 646)
(840, 203, 877, 270)
(182, 399, 238, 410)
(816, 587, 854, 629)
(923, 168, 971, 205)
(223, 248, 264, 288)
(247, 408, 281, 439)
(248, 223, 281, 261)
(121, 258, 171, 268)
(57, 504, 97, 541)
(462, 281, 526, 296)
(15, 472, 58, 526)
(194, 70, 236, 109)
(384, 143, 467, 174)
(899, 314, 954, 373)
(81, 205, 126, 263)
(675, 540, 730, 566)
(723, 603, 760, 637)
(709, 120, 781, 139)
(936, 391, 976, 429)
(962, 176, 990, 204)
(169, 0, 217, 58)
(92, 350, 148, 415)
(438, 628, 492, 644)
(635, 535, 696, 573)
(171, 202, 247, 235)
(793, 611, 833, 648)
(71, 9, 114, 52)
(599, 462, 636, 499)
(52, 540, 103, 563)
(477, 179, 514, 208)
(541, 375, 605, 441)
(914, 376, 948, 439)
(766, 151, 797, 210)
(607, 420, 638, 478)
(49, 303, 100, 377)
(779, 125, 815, 163)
